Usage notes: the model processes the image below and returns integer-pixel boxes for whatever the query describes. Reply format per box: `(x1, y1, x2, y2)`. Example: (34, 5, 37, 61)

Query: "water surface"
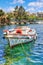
(0, 24, 43, 65)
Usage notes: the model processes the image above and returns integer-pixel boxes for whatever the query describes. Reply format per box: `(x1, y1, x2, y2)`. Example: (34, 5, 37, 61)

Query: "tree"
(18, 6, 25, 16)
(13, 6, 29, 21)
(18, 6, 25, 20)
(0, 9, 5, 16)
(7, 13, 14, 19)
(13, 6, 19, 20)
(15, 6, 18, 11)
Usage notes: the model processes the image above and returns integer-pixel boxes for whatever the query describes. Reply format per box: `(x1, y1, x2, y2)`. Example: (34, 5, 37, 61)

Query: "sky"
(0, 0, 43, 13)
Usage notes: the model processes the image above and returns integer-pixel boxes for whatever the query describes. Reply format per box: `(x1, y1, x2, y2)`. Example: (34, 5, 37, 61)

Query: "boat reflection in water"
(5, 39, 35, 65)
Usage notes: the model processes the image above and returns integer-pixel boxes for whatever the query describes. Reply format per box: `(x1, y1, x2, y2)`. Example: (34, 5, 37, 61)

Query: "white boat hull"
(8, 38, 33, 47)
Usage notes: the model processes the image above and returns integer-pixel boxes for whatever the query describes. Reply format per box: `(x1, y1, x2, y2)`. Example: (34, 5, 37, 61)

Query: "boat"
(3, 26, 37, 47)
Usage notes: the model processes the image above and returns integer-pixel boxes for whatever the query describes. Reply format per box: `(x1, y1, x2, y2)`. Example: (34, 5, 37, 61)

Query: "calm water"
(0, 24, 43, 65)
